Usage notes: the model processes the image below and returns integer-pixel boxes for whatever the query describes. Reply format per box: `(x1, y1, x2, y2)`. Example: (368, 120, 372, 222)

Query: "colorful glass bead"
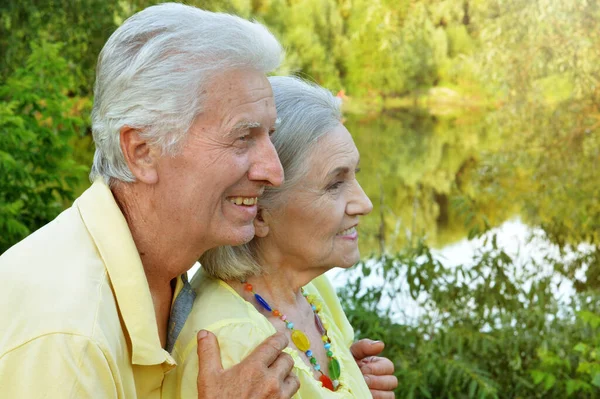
(324, 343, 331, 350)
(286, 322, 294, 329)
(314, 314, 327, 335)
(314, 364, 321, 371)
(332, 380, 340, 389)
(322, 336, 329, 342)
(328, 358, 341, 380)
(306, 350, 312, 357)
(319, 374, 334, 391)
(291, 330, 311, 352)
(272, 309, 281, 317)
(254, 294, 272, 311)
(243, 283, 253, 291)
(311, 305, 317, 311)
(310, 357, 317, 365)
(326, 350, 333, 357)
(281, 314, 287, 321)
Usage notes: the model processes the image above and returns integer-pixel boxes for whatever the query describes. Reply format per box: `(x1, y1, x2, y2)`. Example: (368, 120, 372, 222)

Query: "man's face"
(154, 68, 283, 255)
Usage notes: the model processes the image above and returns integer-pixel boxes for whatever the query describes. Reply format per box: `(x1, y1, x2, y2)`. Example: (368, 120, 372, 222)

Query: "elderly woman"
(164, 76, 391, 398)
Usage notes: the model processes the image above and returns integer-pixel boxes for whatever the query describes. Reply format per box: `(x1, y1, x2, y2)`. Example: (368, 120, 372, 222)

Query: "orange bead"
(244, 283, 253, 291)
(319, 374, 334, 391)
(273, 310, 281, 317)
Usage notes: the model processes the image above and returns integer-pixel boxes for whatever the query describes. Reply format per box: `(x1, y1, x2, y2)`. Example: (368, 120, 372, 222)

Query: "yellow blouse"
(162, 270, 371, 398)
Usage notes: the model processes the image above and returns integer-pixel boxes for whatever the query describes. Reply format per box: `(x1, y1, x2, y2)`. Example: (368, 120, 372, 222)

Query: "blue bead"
(286, 322, 294, 329)
(324, 343, 331, 350)
(254, 294, 272, 312)
(315, 364, 321, 371)
(306, 350, 313, 357)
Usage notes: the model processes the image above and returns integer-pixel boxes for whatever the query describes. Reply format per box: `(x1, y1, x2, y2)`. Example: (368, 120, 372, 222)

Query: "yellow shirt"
(163, 270, 371, 398)
(0, 180, 191, 398)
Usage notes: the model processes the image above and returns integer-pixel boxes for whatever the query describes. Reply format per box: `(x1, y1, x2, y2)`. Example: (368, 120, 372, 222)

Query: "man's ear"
(119, 126, 159, 184)
(253, 208, 271, 238)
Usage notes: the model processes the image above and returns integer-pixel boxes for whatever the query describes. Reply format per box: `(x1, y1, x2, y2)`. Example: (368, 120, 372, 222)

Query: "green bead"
(328, 358, 341, 380)
(310, 357, 317, 365)
(326, 350, 333, 357)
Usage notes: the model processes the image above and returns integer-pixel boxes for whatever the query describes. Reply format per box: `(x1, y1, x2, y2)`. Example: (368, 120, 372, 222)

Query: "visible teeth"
(228, 197, 257, 206)
(337, 226, 356, 236)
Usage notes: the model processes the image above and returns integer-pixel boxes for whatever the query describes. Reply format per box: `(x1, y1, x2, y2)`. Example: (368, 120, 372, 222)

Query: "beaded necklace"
(241, 281, 342, 391)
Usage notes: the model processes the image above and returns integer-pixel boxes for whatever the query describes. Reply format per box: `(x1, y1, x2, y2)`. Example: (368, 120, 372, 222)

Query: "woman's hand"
(351, 339, 398, 399)
(197, 330, 300, 399)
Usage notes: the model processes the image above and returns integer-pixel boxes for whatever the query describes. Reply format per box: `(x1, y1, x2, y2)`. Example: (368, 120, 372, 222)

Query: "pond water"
(190, 106, 598, 322)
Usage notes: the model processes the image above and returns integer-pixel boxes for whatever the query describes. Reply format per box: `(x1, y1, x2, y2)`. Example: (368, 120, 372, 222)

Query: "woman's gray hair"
(90, 3, 283, 185)
(200, 76, 342, 280)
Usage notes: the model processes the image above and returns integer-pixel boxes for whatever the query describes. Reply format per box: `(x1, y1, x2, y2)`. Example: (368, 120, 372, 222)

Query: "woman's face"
(260, 123, 373, 272)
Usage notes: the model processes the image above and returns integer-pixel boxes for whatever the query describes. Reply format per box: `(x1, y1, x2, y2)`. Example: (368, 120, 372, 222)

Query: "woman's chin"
(337, 252, 361, 269)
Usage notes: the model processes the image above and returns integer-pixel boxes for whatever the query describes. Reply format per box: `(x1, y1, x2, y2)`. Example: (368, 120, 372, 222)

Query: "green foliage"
(1, 1, 600, 396)
(0, 0, 122, 94)
(0, 41, 89, 253)
(339, 237, 600, 398)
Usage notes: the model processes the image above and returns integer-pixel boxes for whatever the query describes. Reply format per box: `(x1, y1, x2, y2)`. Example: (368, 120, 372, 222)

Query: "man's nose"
(248, 135, 284, 187)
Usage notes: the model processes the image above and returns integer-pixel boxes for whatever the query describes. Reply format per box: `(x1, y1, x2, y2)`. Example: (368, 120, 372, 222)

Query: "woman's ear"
(119, 126, 160, 184)
(253, 208, 270, 238)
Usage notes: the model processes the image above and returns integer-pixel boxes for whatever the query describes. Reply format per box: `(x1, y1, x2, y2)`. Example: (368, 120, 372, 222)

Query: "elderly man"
(0, 3, 395, 399)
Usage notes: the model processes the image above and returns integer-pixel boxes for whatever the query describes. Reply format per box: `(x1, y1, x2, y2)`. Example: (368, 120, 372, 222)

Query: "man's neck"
(112, 182, 198, 346)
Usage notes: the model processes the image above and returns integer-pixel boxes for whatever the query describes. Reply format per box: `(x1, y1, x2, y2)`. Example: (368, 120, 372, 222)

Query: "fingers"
(197, 330, 224, 378)
(361, 356, 398, 397)
(269, 351, 295, 380)
(281, 372, 301, 398)
(364, 374, 399, 391)
(358, 356, 395, 376)
(371, 389, 397, 399)
(247, 331, 289, 367)
(350, 339, 385, 360)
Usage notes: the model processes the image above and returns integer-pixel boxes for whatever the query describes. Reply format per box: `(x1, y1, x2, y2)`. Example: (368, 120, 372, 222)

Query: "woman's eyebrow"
(326, 166, 350, 178)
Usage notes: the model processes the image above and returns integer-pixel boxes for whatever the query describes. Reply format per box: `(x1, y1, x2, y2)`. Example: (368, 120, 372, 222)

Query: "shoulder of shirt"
(172, 269, 275, 362)
(0, 203, 115, 355)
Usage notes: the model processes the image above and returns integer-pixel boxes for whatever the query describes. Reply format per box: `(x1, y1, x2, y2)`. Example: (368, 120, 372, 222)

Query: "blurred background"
(1, 0, 599, 397)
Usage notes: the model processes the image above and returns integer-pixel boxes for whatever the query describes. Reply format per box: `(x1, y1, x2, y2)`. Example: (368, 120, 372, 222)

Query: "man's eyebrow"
(227, 121, 261, 137)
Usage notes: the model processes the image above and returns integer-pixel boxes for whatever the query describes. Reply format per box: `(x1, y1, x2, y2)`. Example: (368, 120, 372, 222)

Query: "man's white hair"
(90, 3, 283, 185)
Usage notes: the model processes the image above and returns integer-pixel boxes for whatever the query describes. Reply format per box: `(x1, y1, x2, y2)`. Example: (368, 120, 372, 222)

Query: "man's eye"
(238, 134, 250, 142)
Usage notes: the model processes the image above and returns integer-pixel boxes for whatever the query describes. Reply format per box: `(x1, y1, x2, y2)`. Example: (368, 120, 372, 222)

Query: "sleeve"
(0, 333, 118, 398)
(177, 321, 271, 398)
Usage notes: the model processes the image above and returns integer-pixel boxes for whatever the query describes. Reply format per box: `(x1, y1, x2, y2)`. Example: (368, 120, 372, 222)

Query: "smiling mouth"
(337, 226, 357, 236)
(227, 196, 258, 206)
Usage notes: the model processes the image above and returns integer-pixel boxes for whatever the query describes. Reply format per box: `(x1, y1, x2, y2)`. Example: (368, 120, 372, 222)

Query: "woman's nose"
(347, 180, 373, 216)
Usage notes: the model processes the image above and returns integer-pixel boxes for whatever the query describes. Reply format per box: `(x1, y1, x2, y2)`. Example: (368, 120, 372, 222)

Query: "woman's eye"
(328, 181, 343, 191)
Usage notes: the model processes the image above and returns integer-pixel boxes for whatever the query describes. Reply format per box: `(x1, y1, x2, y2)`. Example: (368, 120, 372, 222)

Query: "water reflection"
(348, 109, 496, 254)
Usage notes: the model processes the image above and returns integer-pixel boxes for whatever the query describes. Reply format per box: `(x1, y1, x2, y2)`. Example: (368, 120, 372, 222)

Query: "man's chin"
(227, 225, 256, 246)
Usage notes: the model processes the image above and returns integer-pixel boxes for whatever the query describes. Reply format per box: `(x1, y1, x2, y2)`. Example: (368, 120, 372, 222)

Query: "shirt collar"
(76, 178, 175, 367)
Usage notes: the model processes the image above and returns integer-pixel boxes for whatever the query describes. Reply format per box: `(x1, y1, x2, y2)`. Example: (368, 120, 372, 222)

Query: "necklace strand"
(241, 281, 341, 391)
